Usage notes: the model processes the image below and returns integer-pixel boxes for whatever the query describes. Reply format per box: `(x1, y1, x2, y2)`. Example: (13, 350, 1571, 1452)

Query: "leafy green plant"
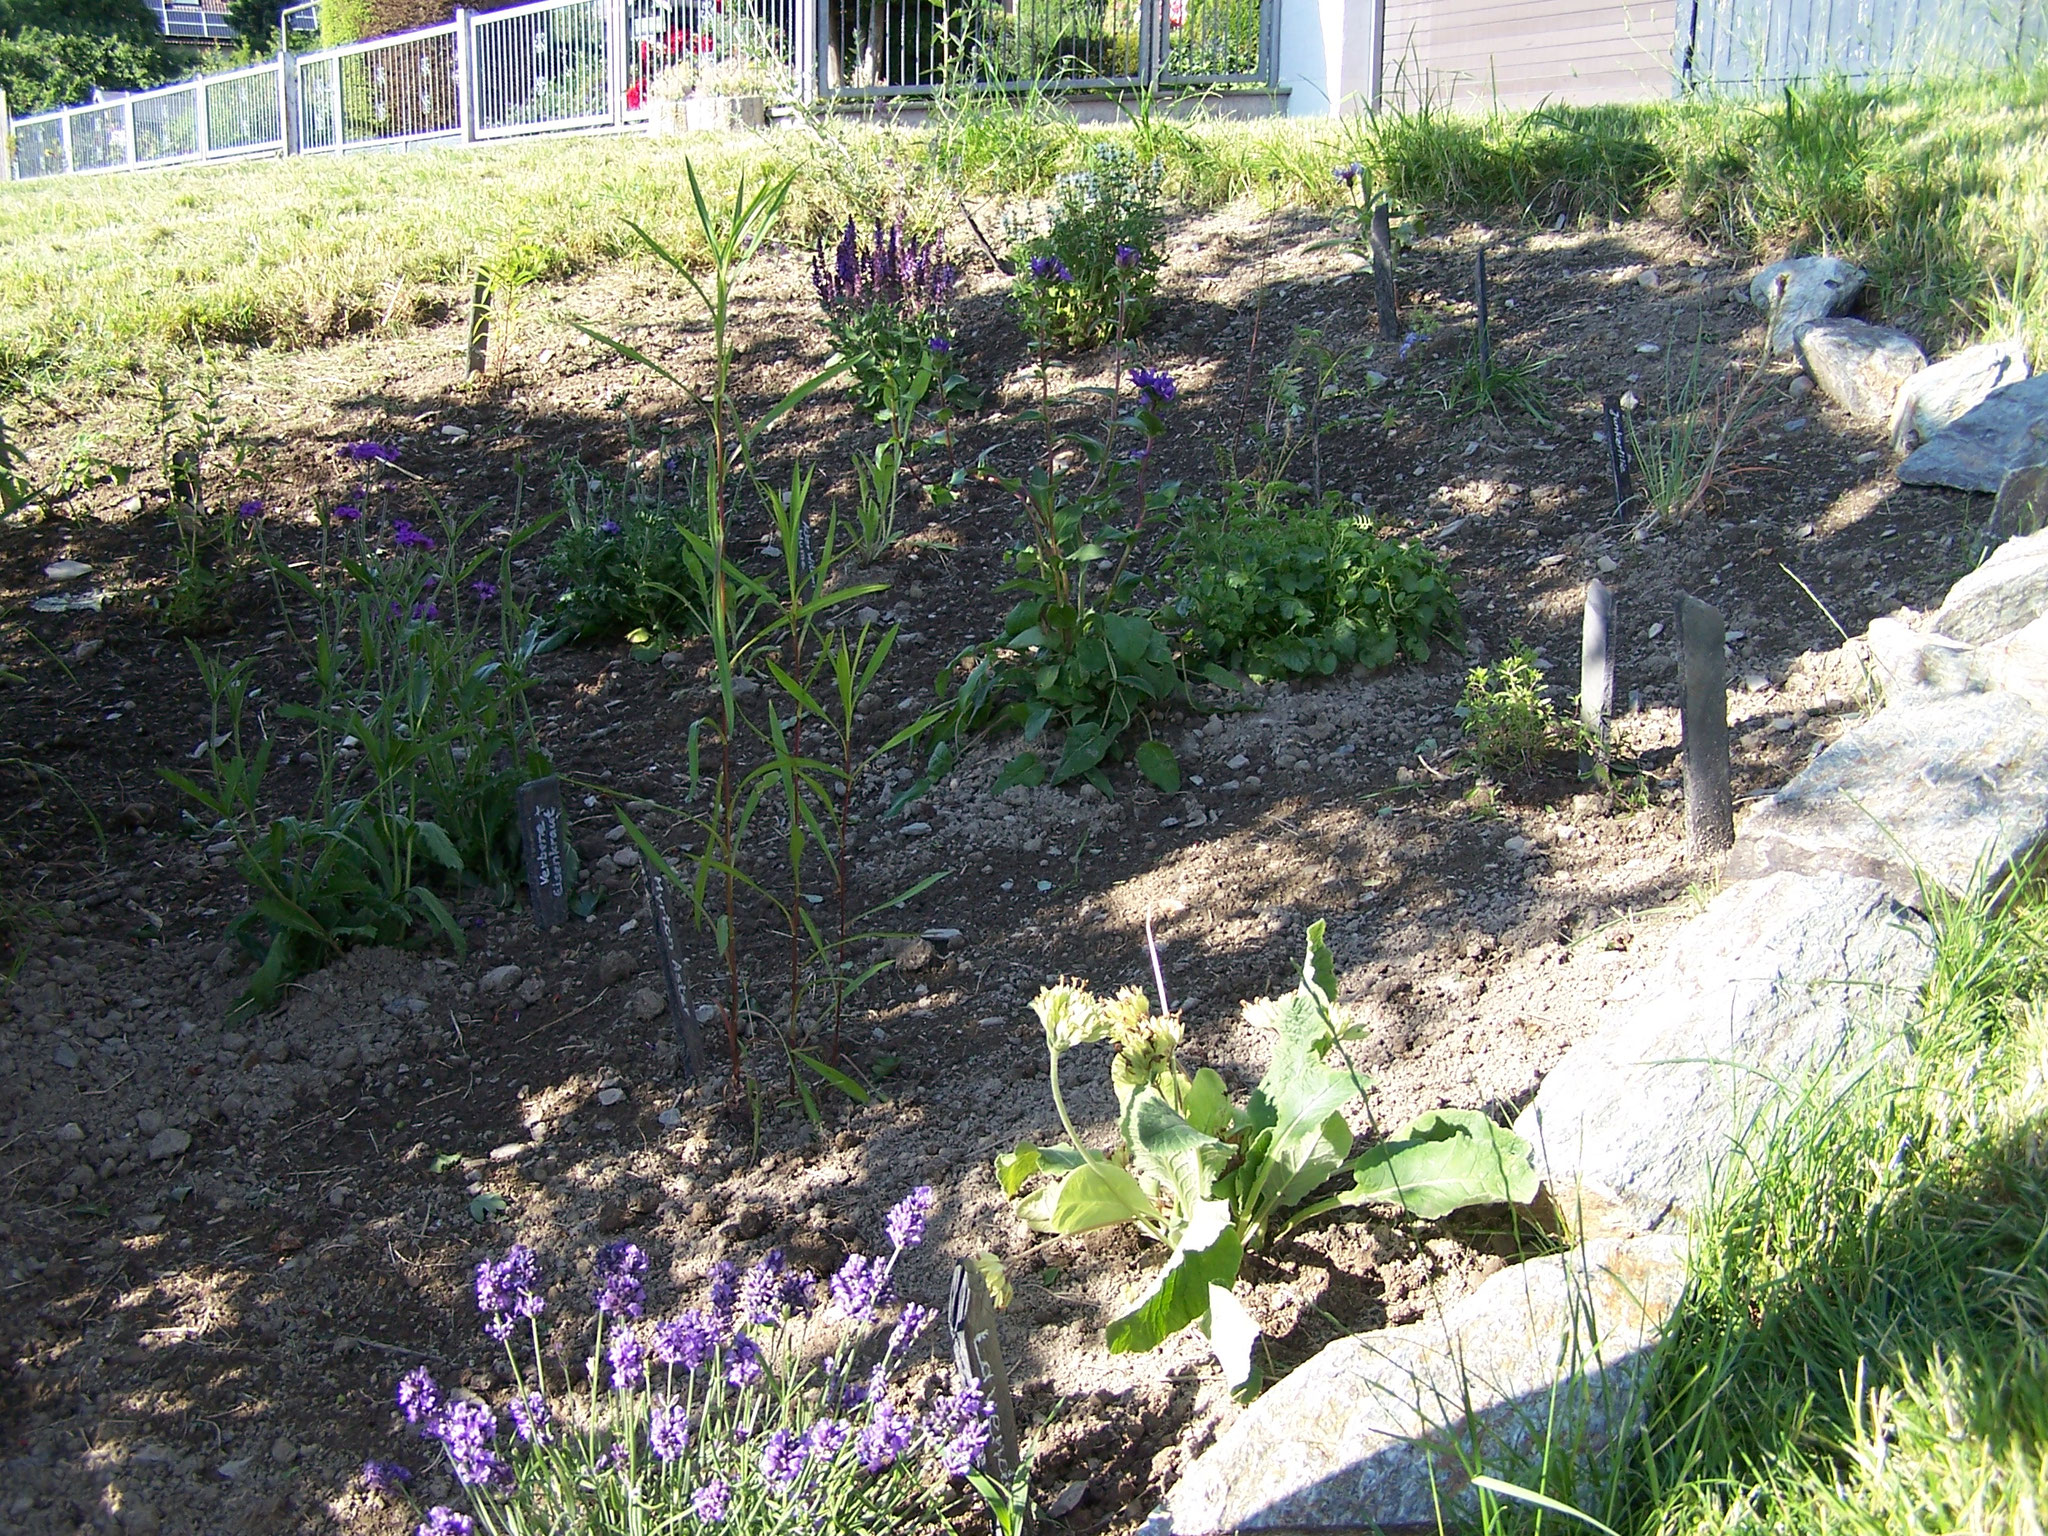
(998, 922, 1539, 1390)
(1003, 143, 1165, 350)
(151, 366, 255, 633)
(1457, 641, 1569, 773)
(0, 404, 29, 517)
(541, 454, 720, 644)
(1164, 491, 1460, 681)
(811, 219, 972, 423)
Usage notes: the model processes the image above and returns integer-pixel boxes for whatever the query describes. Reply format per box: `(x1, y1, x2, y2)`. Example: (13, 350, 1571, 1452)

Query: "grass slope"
(2, 71, 2047, 398)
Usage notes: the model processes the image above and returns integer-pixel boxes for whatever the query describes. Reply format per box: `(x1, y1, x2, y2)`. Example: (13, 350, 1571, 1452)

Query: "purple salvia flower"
(593, 1240, 648, 1318)
(396, 1367, 442, 1428)
(507, 1390, 551, 1443)
(1130, 367, 1179, 407)
(609, 1328, 649, 1392)
(653, 1309, 718, 1371)
(885, 1186, 937, 1250)
(416, 1510, 474, 1536)
(759, 1427, 806, 1489)
(736, 1250, 786, 1326)
(889, 1301, 934, 1354)
(724, 1331, 764, 1388)
(828, 1252, 893, 1322)
(857, 1401, 916, 1472)
(692, 1479, 732, 1524)
(650, 1397, 692, 1461)
(361, 1459, 412, 1494)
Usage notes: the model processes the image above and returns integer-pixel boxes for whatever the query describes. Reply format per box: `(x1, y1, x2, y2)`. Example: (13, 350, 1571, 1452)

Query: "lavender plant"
(811, 220, 968, 422)
(369, 1188, 1008, 1536)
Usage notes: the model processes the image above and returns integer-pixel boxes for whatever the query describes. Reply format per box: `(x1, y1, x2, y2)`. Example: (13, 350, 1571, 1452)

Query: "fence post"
(59, 108, 73, 174)
(0, 88, 12, 182)
(195, 78, 212, 158)
(795, 0, 818, 103)
(605, 0, 630, 127)
(121, 97, 136, 168)
(277, 45, 294, 155)
(454, 8, 477, 141)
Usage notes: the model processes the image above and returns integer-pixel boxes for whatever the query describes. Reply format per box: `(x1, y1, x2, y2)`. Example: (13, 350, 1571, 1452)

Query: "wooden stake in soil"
(646, 874, 707, 1083)
(1474, 248, 1491, 377)
(1677, 594, 1734, 860)
(1371, 203, 1399, 342)
(1579, 579, 1614, 783)
(466, 275, 491, 377)
(948, 1261, 1025, 1516)
(516, 775, 569, 928)
(1604, 394, 1634, 515)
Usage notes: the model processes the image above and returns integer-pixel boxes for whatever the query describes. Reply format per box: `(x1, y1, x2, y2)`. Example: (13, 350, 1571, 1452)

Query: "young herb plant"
(1456, 641, 1570, 773)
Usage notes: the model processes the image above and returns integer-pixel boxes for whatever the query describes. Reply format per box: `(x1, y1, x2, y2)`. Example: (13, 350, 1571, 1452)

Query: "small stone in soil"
(147, 1128, 192, 1161)
(597, 1087, 627, 1107)
(658, 1107, 683, 1128)
(597, 950, 636, 986)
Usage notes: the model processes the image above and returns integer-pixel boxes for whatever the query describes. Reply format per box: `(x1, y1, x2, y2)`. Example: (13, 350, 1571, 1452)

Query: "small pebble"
(597, 1087, 627, 1107)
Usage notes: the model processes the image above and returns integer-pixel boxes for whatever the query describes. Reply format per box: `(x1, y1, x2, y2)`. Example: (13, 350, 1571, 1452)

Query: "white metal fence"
(3, 0, 1266, 181)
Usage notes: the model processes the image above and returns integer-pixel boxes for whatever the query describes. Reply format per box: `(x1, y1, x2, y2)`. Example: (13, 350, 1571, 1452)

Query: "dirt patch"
(0, 193, 1983, 1534)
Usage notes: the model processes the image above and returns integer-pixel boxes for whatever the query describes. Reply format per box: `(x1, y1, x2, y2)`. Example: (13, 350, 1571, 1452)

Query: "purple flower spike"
(417, 1510, 474, 1536)
(858, 1401, 916, 1472)
(362, 1459, 412, 1494)
(723, 1331, 764, 1388)
(470, 578, 499, 601)
(508, 1390, 551, 1444)
(927, 1380, 995, 1477)
(692, 1479, 732, 1524)
(609, 1328, 649, 1392)
(736, 1250, 787, 1327)
(1130, 367, 1179, 408)
(593, 1240, 648, 1318)
(886, 1186, 937, 1250)
(828, 1252, 894, 1322)
(397, 1367, 442, 1428)
(889, 1300, 934, 1353)
(432, 1399, 507, 1488)
(650, 1397, 692, 1461)
(759, 1427, 807, 1489)
(653, 1309, 718, 1371)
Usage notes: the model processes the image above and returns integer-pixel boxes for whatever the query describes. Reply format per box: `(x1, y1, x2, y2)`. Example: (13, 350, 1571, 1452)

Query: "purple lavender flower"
(597, 518, 621, 536)
(470, 579, 499, 601)
(397, 1367, 443, 1428)
(343, 440, 400, 463)
(507, 1390, 551, 1444)
(476, 1245, 544, 1322)
(609, 1328, 649, 1392)
(927, 1381, 995, 1477)
(1028, 255, 1072, 283)
(594, 1240, 649, 1318)
(1335, 161, 1362, 187)
(828, 1253, 894, 1322)
(857, 1401, 916, 1472)
(780, 1268, 817, 1317)
(331, 502, 363, 523)
(885, 1186, 936, 1250)
(653, 1309, 718, 1371)
(596, 1442, 630, 1472)
(416, 1510, 473, 1536)
(759, 1427, 807, 1489)
(1115, 243, 1138, 269)
(724, 1331, 764, 1388)
(692, 1479, 732, 1524)
(707, 1259, 738, 1329)
(736, 1250, 786, 1326)
(237, 498, 264, 520)
(889, 1301, 934, 1354)
(361, 1459, 412, 1494)
(650, 1397, 692, 1461)
(433, 1399, 508, 1487)
(1130, 367, 1179, 408)
(804, 1417, 849, 1462)
(392, 520, 436, 552)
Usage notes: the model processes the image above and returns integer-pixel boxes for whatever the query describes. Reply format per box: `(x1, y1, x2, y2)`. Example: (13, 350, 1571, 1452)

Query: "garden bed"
(0, 188, 1984, 1536)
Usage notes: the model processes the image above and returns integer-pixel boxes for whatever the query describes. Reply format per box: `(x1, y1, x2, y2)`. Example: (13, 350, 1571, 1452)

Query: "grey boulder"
(1795, 318, 1925, 420)
(1515, 872, 1932, 1231)
(1726, 690, 2048, 903)
(1890, 339, 2030, 454)
(1934, 527, 2048, 645)
(1751, 256, 1866, 353)
(1992, 460, 2048, 540)
(1141, 1236, 1687, 1536)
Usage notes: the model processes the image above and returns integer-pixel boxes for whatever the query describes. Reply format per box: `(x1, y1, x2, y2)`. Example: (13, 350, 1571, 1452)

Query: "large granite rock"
(1514, 872, 1932, 1232)
(1934, 527, 2048, 645)
(1751, 256, 1865, 353)
(1980, 613, 2048, 714)
(1992, 461, 2048, 540)
(1795, 318, 1925, 421)
(1897, 372, 2048, 494)
(1141, 1236, 1687, 1536)
(1863, 614, 1982, 699)
(1890, 340, 2029, 453)
(1726, 691, 2048, 902)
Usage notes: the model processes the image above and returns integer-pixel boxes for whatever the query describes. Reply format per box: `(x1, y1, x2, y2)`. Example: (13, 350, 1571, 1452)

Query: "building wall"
(1380, 0, 1677, 108)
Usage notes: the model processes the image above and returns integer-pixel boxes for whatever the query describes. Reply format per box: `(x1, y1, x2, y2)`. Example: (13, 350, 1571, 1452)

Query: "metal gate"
(820, 0, 1271, 95)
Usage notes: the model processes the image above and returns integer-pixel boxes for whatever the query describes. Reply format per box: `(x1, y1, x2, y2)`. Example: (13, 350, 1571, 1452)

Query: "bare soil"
(0, 194, 1981, 1535)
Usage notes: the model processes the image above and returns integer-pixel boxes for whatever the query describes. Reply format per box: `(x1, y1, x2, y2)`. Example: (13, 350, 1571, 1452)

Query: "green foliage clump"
(0, 26, 167, 114)
(999, 922, 1538, 1391)
(541, 460, 715, 644)
(1164, 494, 1460, 681)
(1006, 142, 1166, 349)
(1456, 641, 1567, 773)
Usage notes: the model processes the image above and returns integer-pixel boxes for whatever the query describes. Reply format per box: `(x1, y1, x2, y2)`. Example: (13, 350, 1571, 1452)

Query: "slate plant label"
(1604, 395, 1634, 513)
(646, 874, 706, 1082)
(517, 776, 569, 929)
(948, 1261, 1024, 1494)
(1677, 595, 1735, 859)
(1474, 249, 1492, 376)
(1371, 202, 1399, 342)
(1580, 579, 1615, 779)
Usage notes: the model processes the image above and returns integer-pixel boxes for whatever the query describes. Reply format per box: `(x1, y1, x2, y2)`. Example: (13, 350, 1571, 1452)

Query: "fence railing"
(3, 0, 1272, 182)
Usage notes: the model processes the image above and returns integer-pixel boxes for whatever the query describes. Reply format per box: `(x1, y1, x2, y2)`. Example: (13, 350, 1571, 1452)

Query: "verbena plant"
(371, 1188, 1013, 1536)
(167, 490, 555, 1012)
(541, 452, 721, 644)
(1163, 490, 1460, 682)
(1003, 143, 1165, 350)
(998, 921, 1538, 1391)
(1456, 641, 1570, 774)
